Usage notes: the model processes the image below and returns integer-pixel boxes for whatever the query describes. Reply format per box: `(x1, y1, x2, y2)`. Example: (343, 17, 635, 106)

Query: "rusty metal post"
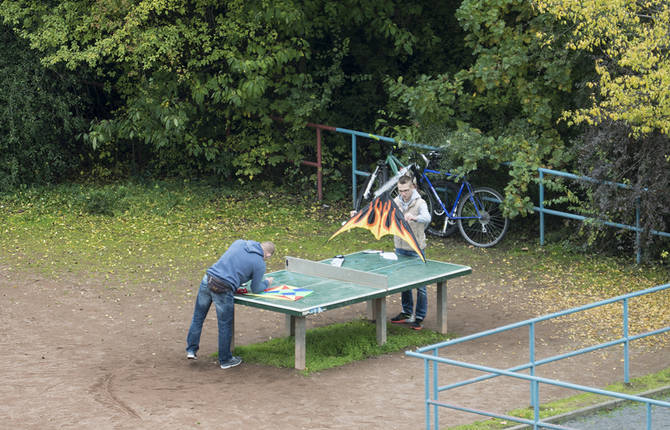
(304, 122, 335, 201)
(316, 128, 323, 200)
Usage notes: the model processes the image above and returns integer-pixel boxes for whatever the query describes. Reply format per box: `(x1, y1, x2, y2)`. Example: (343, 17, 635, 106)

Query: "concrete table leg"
(286, 314, 295, 336)
(366, 300, 374, 320)
(294, 316, 306, 370)
(436, 280, 447, 334)
(373, 297, 387, 345)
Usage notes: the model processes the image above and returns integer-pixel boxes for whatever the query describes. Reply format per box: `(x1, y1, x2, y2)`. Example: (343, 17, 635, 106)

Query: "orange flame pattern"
(329, 194, 426, 262)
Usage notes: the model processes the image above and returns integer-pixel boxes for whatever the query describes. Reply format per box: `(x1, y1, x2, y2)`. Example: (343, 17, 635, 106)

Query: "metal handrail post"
(636, 197, 641, 264)
(424, 357, 431, 430)
(532, 379, 540, 430)
(623, 298, 630, 383)
(302, 121, 335, 201)
(539, 170, 545, 246)
(351, 134, 357, 207)
(432, 349, 439, 430)
(316, 128, 323, 200)
(529, 321, 537, 407)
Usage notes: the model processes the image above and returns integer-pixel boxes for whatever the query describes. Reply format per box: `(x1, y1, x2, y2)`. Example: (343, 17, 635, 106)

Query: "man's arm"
(248, 261, 270, 293)
(414, 199, 431, 224)
(405, 199, 431, 224)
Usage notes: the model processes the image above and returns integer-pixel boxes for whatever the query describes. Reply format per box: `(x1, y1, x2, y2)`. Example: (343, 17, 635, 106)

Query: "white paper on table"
(380, 252, 398, 260)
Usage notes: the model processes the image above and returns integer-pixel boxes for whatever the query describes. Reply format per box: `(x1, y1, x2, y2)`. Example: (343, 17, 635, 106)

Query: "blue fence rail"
(334, 127, 435, 206)
(536, 168, 670, 264)
(302, 124, 669, 261)
(406, 283, 670, 430)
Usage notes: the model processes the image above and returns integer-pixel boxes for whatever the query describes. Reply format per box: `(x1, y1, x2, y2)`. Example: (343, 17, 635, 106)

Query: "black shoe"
(391, 312, 412, 323)
(410, 319, 423, 330)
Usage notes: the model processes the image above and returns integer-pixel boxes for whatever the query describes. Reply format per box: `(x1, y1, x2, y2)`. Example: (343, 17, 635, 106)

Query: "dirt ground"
(1, 259, 668, 430)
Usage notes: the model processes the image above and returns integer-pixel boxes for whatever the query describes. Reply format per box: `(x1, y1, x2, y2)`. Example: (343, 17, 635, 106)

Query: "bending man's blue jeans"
(186, 274, 235, 364)
(395, 248, 427, 320)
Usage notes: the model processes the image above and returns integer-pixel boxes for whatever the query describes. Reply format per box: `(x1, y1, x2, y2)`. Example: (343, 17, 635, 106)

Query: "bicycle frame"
(386, 153, 405, 175)
(374, 164, 413, 198)
(354, 151, 406, 205)
(354, 150, 509, 247)
(419, 169, 483, 221)
(363, 160, 486, 221)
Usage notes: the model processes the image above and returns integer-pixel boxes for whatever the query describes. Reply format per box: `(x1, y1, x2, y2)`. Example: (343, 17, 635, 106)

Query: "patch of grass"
(233, 319, 450, 375)
(0, 180, 668, 367)
(1, 180, 667, 290)
(0, 180, 374, 291)
(79, 186, 129, 216)
(448, 367, 670, 429)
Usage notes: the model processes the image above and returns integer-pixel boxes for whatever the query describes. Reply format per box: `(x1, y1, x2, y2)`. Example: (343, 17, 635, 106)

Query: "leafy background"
(0, 1, 668, 256)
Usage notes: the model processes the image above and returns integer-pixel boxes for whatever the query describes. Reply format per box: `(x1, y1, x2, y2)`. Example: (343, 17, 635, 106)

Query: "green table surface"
(235, 250, 471, 317)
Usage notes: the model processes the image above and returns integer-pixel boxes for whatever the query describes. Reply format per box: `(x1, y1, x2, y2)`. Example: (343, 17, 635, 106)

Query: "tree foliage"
(2, 0, 324, 178)
(1, 0, 668, 257)
(535, 0, 670, 252)
(577, 123, 670, 249)
(0, 24, 91, 190)
(380, 0, 590, 217)
(1, 0, 463, 184)
(534, 0, 670, 137)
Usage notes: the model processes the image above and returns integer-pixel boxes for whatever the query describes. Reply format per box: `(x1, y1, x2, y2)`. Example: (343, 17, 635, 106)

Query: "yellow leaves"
(539, 0, 670, 135)
(518, 255, 670, 349)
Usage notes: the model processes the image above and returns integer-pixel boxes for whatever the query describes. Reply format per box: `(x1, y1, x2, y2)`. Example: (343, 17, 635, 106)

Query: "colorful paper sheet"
(245, 285, 313, 301)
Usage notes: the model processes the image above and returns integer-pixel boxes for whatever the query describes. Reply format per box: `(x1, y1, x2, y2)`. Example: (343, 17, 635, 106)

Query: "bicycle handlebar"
(414, 151, 441, 169)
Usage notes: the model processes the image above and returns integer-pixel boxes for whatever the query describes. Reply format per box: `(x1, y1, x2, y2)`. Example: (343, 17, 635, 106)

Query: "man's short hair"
(261, 241, 275, 256)
(398, 175, 414, 186)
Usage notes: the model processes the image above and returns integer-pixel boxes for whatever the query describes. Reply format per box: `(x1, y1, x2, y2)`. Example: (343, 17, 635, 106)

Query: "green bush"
(0, 25, 92, 190)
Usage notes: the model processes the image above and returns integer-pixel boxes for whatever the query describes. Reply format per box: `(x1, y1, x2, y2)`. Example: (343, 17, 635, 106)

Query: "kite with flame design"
(329, 193, 426, 262)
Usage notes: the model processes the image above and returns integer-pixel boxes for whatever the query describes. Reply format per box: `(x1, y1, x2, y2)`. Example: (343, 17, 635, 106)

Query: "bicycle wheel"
(456, 187, 509, 247)
(354, 167, 388, 211)
(421, 180, 460, 238)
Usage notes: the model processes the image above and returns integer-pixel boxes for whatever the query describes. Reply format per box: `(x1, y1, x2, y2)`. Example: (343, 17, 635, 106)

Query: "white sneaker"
(186, 351, 197, 360)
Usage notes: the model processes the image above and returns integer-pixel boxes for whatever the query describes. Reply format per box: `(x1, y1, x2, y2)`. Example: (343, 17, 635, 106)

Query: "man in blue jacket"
(186, 239, 275, 369)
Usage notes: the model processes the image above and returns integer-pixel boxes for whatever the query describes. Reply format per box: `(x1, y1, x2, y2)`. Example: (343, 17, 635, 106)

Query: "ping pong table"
(234, 250, 471, 370)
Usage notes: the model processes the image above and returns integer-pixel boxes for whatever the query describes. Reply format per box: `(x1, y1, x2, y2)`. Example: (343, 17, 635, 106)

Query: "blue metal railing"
(305, 125, 669, 262)
(406, 283, 670, 430)
(329, 127, 435, 206)
(339, 128, 399, 206)
(536, 168, 670, 264)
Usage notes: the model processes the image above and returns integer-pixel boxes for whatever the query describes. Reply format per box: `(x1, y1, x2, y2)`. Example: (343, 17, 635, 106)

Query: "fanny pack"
(207, 275, 232, 294)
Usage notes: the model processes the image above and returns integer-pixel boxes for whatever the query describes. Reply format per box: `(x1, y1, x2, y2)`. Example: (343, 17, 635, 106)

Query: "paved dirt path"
(1, 261, 667, 429)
